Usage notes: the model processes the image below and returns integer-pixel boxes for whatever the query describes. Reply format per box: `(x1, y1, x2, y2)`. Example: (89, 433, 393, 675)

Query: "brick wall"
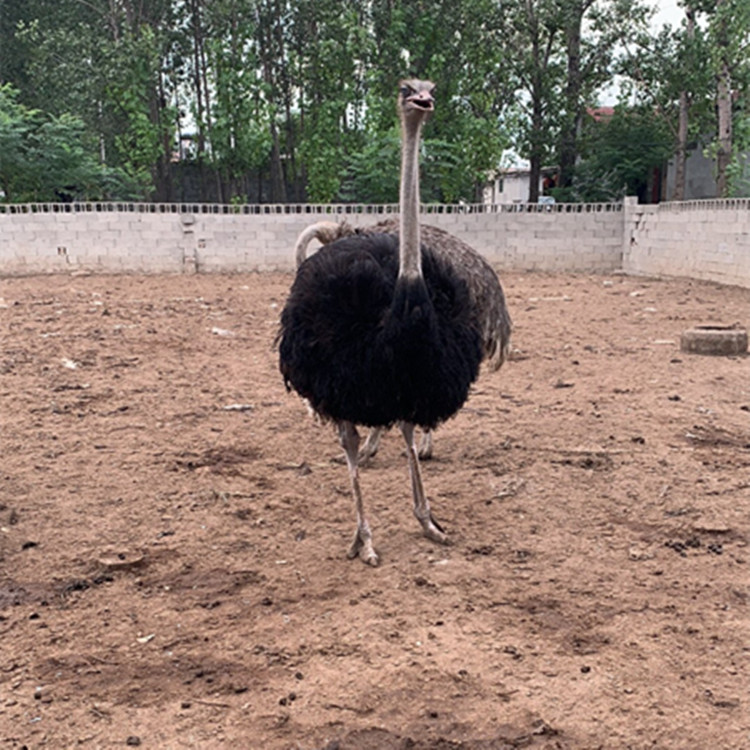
(0, 206, 185, 275)
(623, 197, 750, 288)
(2, 200, 749, 289)
(0, 202, 624, 276)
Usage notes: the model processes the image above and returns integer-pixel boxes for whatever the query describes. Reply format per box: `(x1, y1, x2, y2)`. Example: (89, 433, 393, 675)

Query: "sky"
(652, 0, 683, 28)
(596, 0, 685, 106)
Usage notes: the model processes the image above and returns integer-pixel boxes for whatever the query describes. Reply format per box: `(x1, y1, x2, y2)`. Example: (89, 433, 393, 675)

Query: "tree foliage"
(0, 0, 748, 203)
(565, 107, 675, 202)
(619, 0, 750, 197)
(0, 83, 140, 201)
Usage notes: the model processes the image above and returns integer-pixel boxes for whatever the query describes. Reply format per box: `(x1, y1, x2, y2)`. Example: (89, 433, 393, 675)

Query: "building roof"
(587, 106, 615, 122)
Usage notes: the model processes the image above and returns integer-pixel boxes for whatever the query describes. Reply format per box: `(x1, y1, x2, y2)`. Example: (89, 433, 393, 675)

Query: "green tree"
(556, 0, 653, 194)
(204, 0, 271, 202)
(568, 107, 674, 202)
(620, 0, 750, 199)
(364, 0, 514, 202)
(339, 129, 400, 203)
(10, 0, 701, 205)
(4, 0, 183, 200)
(707, 0, 750, 196)
(497, 0, 565, 203)
(104, 27, 176, 198)
(0, 83, 140, 201)
(0, 84, 37, 201)
(289, 0, 370, 201)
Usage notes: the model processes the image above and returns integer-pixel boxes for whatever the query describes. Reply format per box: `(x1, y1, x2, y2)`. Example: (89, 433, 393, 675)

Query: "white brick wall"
(0, 202, 625, 276)
(1, 200, 748, 288)
(623, 198, 750, 288)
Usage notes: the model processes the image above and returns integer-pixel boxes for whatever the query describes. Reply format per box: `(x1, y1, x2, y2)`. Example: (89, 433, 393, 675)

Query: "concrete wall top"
(656, 197, 750, 212)
(0, 201, 622, 216)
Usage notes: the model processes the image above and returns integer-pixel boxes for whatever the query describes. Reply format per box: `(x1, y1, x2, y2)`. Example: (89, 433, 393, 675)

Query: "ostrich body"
(293, 221, 511, 462)
(278, 80, 482, 565)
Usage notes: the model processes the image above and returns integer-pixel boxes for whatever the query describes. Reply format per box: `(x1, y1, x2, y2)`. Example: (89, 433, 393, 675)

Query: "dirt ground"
(0, 268, 748, 750)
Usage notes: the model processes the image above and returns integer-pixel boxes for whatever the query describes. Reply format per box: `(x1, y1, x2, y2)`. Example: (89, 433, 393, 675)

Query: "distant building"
(591, 108, 748, 201)
(485, 110, 747, 204)
(664, 140, 722, 201)
(587, 106, 615, 123)
(484, 166, 558, 204)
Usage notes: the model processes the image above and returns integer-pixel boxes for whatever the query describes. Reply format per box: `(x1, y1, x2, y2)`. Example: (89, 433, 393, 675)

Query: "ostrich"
(293, 218, 511, 465)
(278, 79, 483, 565)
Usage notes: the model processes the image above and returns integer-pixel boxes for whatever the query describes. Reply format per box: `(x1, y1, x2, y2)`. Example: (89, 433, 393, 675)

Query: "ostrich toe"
(418, 512, 449, 545)
(348, 529, 379, 566)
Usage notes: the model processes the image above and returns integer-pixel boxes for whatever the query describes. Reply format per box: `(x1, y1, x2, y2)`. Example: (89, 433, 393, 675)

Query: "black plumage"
(279, 233, 482, 429)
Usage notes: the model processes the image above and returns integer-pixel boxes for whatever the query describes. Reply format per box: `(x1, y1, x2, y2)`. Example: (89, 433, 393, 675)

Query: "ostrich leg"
(400, 422, 447, 544)
(360, 426, 434, 464)
(338, 421, 379, 566)
(417, 429, 434, 460)
(358, 427, 384, 464)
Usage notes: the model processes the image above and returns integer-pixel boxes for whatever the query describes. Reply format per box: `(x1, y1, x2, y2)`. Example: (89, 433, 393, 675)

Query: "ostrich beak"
(405, 91, 434, 112)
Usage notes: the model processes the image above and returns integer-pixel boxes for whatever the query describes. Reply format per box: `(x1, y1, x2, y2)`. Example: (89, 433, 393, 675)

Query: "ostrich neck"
(398, 117, 423, 278)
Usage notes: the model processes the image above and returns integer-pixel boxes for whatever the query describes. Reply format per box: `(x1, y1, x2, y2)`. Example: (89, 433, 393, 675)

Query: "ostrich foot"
(417, 512, 449, 545)
(348, 529, 379, 566)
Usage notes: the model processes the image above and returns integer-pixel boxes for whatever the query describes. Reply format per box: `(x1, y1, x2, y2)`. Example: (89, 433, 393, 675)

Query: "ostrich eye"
(400, 86, 414, 97)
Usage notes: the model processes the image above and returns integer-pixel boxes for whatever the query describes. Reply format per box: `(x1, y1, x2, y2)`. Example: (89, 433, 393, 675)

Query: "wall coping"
(657, 198, 750, 211)
(3, 198, 749, 217)
(0, 201, 623, 216)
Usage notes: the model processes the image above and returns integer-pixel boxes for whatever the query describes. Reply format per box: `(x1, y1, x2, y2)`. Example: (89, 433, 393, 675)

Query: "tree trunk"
(275, 3, 296, 202)
(152, 74, 172, 202)
(558, 5, 584, 191)
(671, 6, 695, 202)
(672, 90, 689, 201)
(190, 0, 207, 161)
(528, 158, 541, 203)
(716, 58, 732, 197)
(528, 97, 544, 203)
(714, 0, 732, 198)
(269, 120, 287, 204)
(259, 6, 287, 204)
(524, 0, 545, 204)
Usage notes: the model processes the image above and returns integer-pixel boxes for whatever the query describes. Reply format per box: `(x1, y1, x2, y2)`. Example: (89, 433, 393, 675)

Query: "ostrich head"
(398, 79, 435, 123)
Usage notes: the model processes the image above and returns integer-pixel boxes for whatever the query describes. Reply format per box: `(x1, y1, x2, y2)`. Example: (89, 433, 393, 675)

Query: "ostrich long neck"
(398, 116, 423, 278)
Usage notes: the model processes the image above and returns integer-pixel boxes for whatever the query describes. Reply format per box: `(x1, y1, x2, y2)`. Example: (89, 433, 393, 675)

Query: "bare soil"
(1, 270, 748, 750)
